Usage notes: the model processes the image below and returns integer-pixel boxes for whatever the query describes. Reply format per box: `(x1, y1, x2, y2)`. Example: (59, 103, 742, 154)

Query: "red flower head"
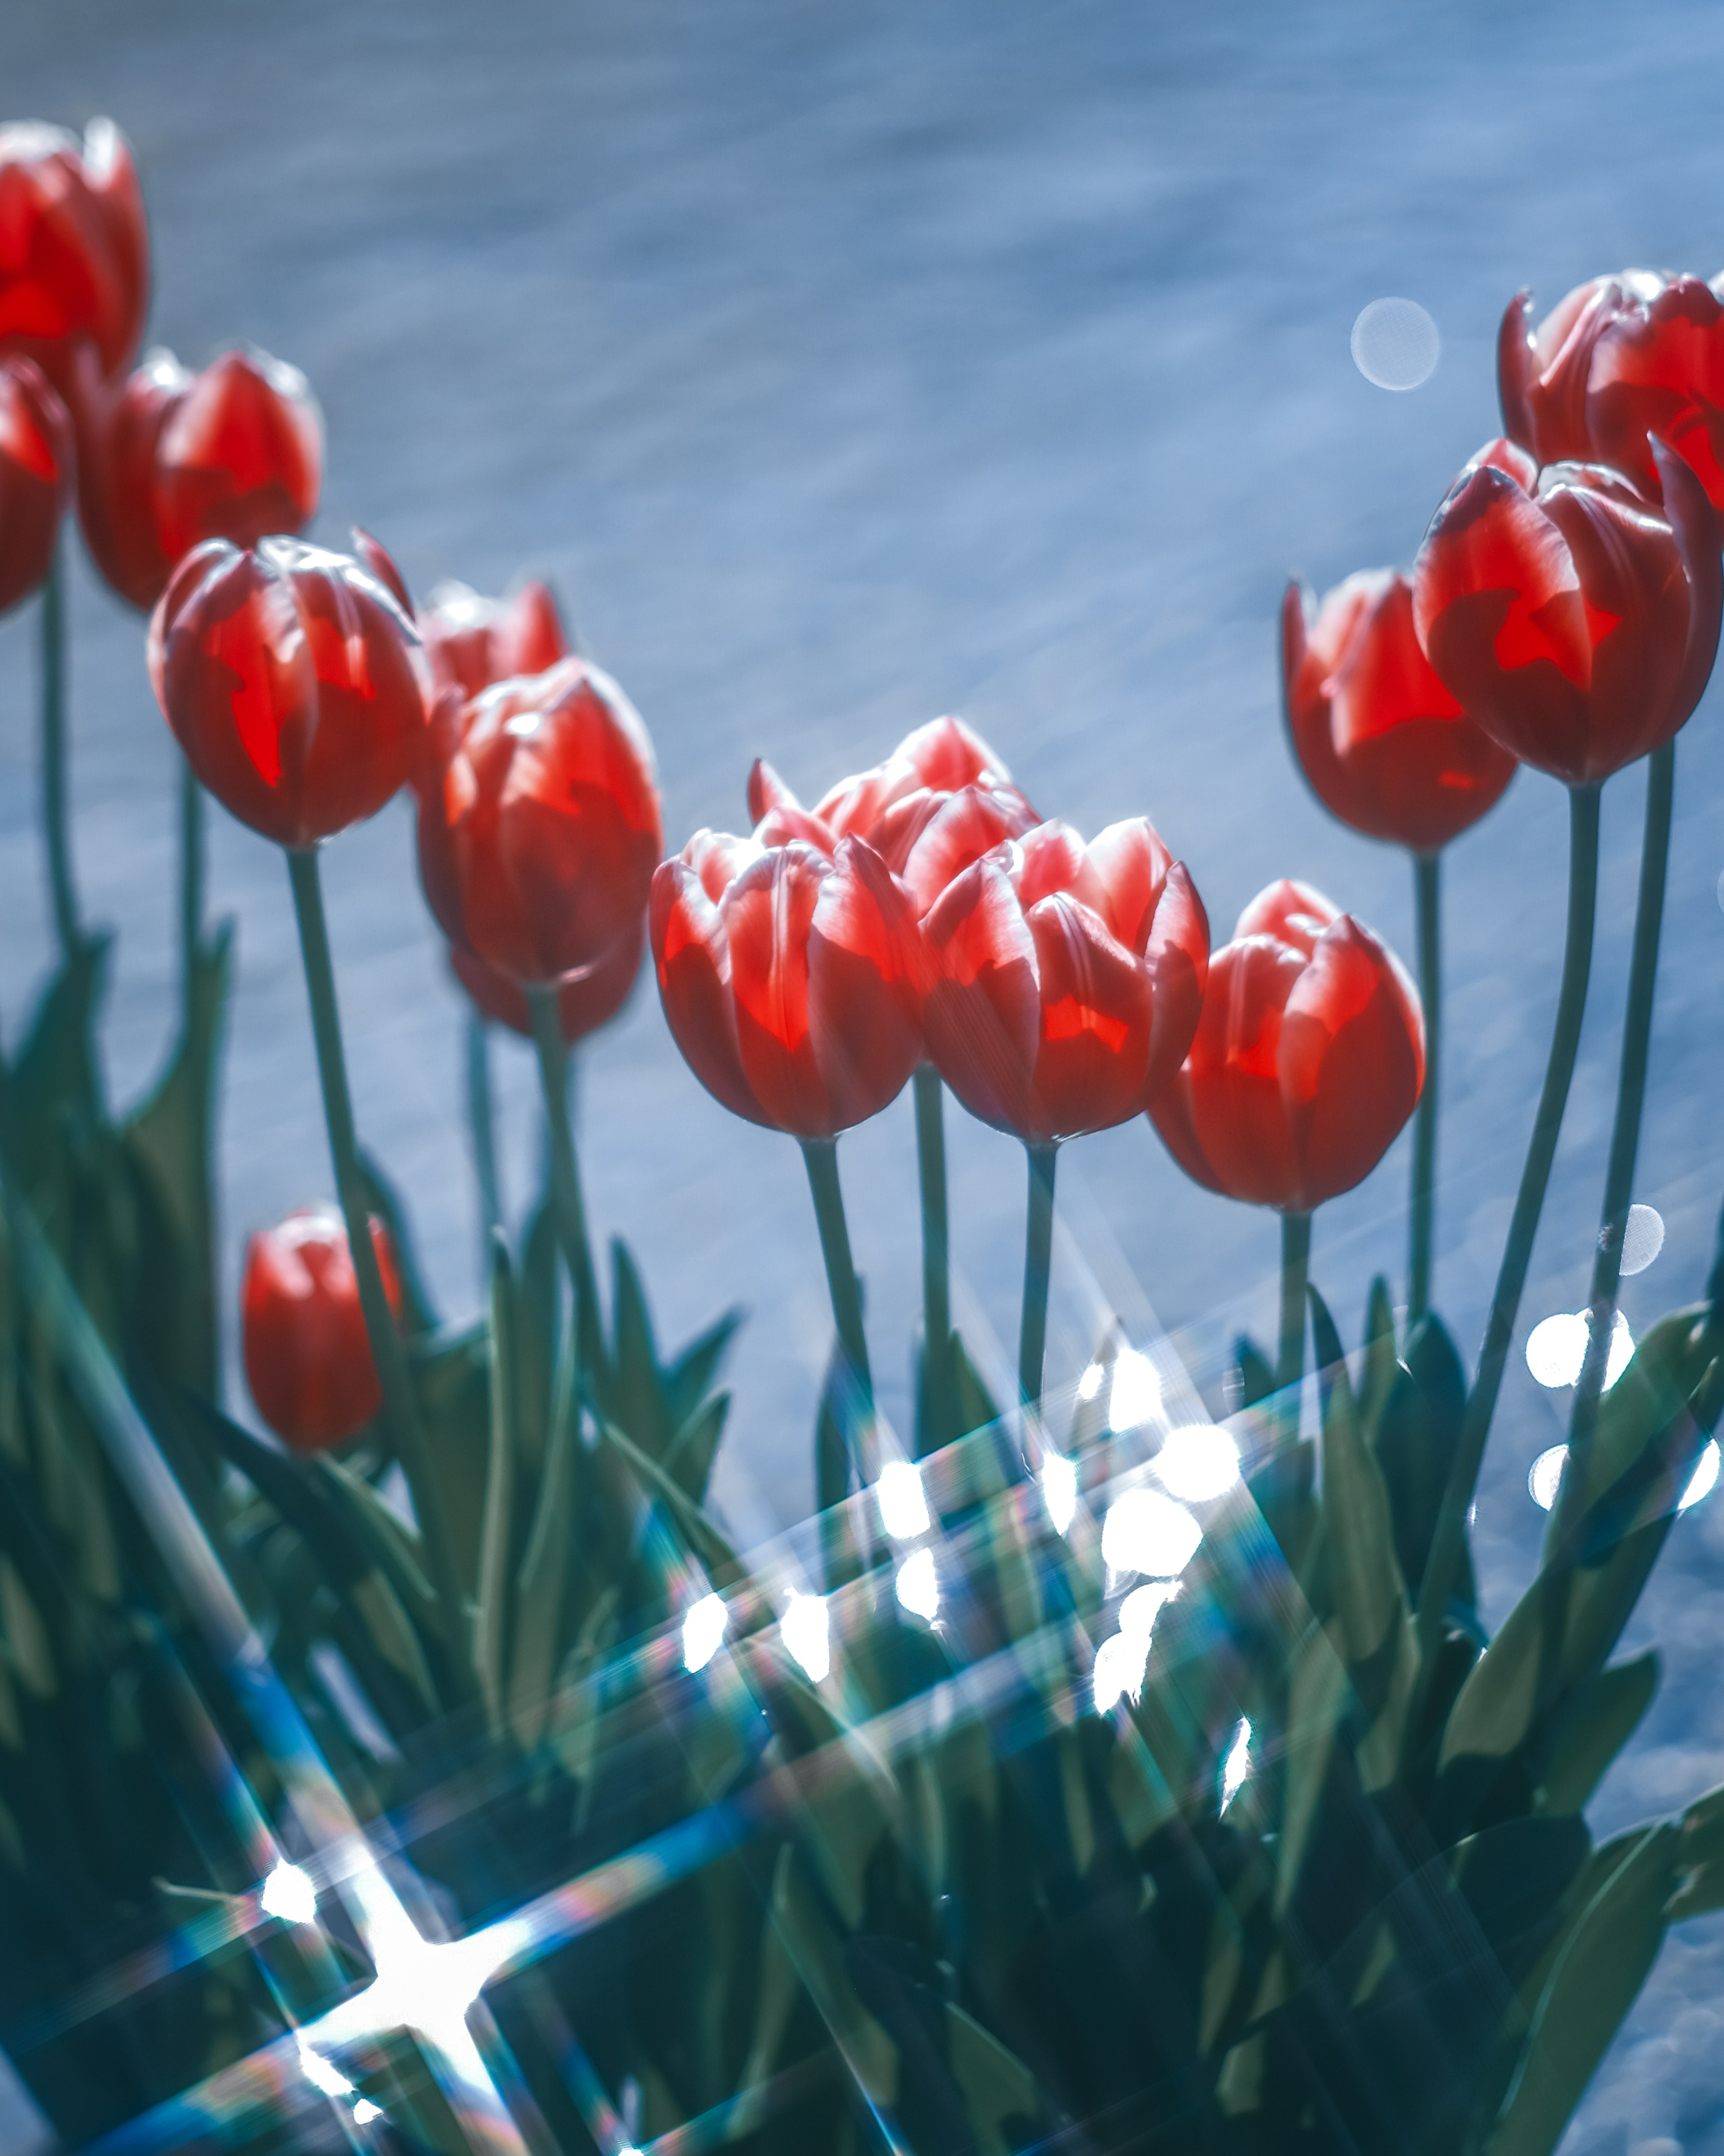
(1149, 879, 1424, 1213)
(0, 356, 73, 616)
(73, 344, 322, 610)
(651, 832, 924, 1137)
(419, 578, 568, 702)
(1282, 570, 1517, 851)
(0, 120, 148, 391)
(922, 817, 1209, 1146)
(449, 913, 643, 1045)
(1500, 272, 1724, 511)
(1411, 436, 1722, 786)
(242, 1207, 403, 1453)
(748, 715, 1040, 917)
(148, 536, 431, 849)
(417, 656, 663, 986)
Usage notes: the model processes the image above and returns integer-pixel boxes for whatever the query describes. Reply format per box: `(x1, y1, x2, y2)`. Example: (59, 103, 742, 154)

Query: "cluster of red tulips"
(5, 116, 1724, 1552)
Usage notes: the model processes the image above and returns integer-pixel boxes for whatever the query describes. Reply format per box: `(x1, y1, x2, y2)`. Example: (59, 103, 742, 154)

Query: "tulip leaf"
(1540, 1651, 1658, 1816)
(513, 1196, 561, 1485)
(477, 1237, 520, 1739)
(1, 934, 111, 1182)
(595, 1413, 742, 1582)
(356, 1148, 440, 1337)
(1233, 1334, 1276, 1412)
(1373, 1310, 1470, 1612)
(664, 1306, 743, 1434)
(508, 1333, 580, 1753)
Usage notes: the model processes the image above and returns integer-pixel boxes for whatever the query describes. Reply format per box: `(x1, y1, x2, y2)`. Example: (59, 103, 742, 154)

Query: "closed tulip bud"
(417, 656, 662, 986)
(0, 119, 148, 392)
(1282, 571, 1517, 851)
(0, 356, 73, 615)
(148, 536, 431, 848)
(652, 832, 924, 1136)
(419, 578, 568, 702)
(1149, 879, 1424, 1212)
(73, 344, 322, 610)
(1412, 436, 1721, 786)
(449, 915, 642, 1045)
(1500, 272, 1724, 511)
(242, 1207, 403, 1452)
(922, 817, 1208, 1145)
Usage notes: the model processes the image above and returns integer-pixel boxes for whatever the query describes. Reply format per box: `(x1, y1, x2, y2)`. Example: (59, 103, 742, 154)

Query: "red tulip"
(0, 356, 73, 615)
(921, 817, 1208, 1145)
(1149, 879, 1424, 1213)
(242, 1207, 403, 1452)
(651, 832, 924, 1136)
(148, 536, 431, 848)
(0, 120, 148, 392)
(417, 656, 662, 986)
(1499, 272, 1724, 511)
(1282, 571, 1517, 851)
(74, 345, 322, 610)
(419, 578, 568, 702)
(449, 914, 642, 1044)
(1411, 436, 1722, 785)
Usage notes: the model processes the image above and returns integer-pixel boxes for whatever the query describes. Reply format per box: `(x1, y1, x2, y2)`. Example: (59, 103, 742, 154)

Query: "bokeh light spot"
(1351, 297, 1440, 390)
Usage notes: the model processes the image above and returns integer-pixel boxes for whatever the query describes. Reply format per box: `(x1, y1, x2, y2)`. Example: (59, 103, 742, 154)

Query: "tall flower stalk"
(1408, 850, 1441, 1322)
(1019, 1142, 1057, 1411)
(40, 541, 78, 956)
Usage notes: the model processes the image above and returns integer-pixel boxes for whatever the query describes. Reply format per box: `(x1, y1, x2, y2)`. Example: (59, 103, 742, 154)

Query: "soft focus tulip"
(652, 833, 924, 1136)
(242, 1207, 403, 1452)
(0, 119, 148, 391)
(418, 656, 662, 987)
(149, 536, 431, 848)
(74, 345, 321, 610)
(1500, 272, 1724, 511)
(1412, 437, 1722, 786)
(1149, 880, 1424, 1213)
(449, 915, 642, 1045)
(0, 356, 73, 615)
(921, 817, 1209, 1145)
(1282, 571, 1516, 851)
(419, 578, 568, 702)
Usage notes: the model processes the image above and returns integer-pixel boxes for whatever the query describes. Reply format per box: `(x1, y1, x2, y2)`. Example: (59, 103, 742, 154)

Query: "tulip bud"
(652, 833, 924, 1136)
(0, 357, 73, 616)
(0, 119, 149, 392)
(148, 536, 431, 848)
(419, 578, 568, 702)
(922, 817, 1209, 1145)
(1149, 879, 1424, 1213)
(1282, 571, 1517, 851)
(416, 655, 662, 987)
(74, 343, 323, 610)
(242, 1208, 403, 1452)
(1412, 438, 1722, 785)
(449, 917, 642, 1045)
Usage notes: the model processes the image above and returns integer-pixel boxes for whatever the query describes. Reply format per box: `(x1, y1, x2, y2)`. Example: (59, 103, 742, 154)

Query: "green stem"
(1276, 1209, 1312, 1443)
(913, 1065, 951, 1456)
(40, 540, 77, 956)
(1554, 742, 1675, 1546)
(1019, 1142, 1058, 1410)
(1417, 783, 1601, 1664)
(286, 847, 471, 1683)
(801, 1137, 875, 1455)
(526, 988, 602, 1379)
(180, 757, 205, 992)
(1409, 849, 1441, 1324)
(465, 1009, 504, 1256)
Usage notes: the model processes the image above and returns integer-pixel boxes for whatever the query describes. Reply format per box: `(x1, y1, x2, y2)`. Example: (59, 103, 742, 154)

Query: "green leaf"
(944, 2003, 1042, 2156)
(595, 1413, 742, 1582)
(508, 1330, 580, 1754)
(356, 1148, 440, 1336)
(661, 1389, 730, 1506)
(1233, 1334, 1276, 1411)
(1541, 1652, 1659, 1815)
(2, 935, 111, 1175)
(476, 1237, 520, 1740)
(663, 1307, 742, 1436)
(513, 1197, 561, 1486)
(1373, 1311, 1469, 1607)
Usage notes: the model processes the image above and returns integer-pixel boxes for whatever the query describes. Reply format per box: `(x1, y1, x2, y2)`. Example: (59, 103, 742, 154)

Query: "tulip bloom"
(0, 357, 73, 616)
(1412, 438, 1722, 786)
(1499, 272, 1724, 511)
(1149, 880, 1424, 1213)
(652, 833, 924, 1136)
(922, 818, 1209, 1145)
(418, 656, 662, 986)
(75, 345, 322, 610)
(449, 915, 642, 1045)
(0, 119, 148, 391)
(420, 578, 568, 702)
(1282, 571, 1516, 851)
(242, 1208, 403, 1452)
(149, 536, 431, 848)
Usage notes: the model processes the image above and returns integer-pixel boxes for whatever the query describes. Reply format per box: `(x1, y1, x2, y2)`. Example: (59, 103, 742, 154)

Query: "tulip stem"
(40, 539, 78, 957)
(526, 987, 603, 1383)
(801, 1137, 875, 1473)
(286, 846, 472, 1687)
(1276, 1209, 1312, 1442)
(1416, 782, 1601, 1669)
(1409, 849, 1441, 1325)
(465, 1010, 505, 1257)
(1554, 740, 1675, 1547)
(1019, 1142, 1058, 1411)
(179, 758, 205, 993)
(913, 1065, 952, 1456)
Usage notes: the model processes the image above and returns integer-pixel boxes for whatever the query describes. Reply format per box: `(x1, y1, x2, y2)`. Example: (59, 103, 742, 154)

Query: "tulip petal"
(1181, 936, 1306, 1208)
(1025, 893, 1152, 1140)
(923, 860, 1042, 1137)
(724, 843, 830, 1135)
(806, 838, 924, 1130)
(894, 784, 1035, 915)
(650, 859, 767, 1127)
(1280, 917, 1424, 1209)
(1143, 860, 1209, 1101)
